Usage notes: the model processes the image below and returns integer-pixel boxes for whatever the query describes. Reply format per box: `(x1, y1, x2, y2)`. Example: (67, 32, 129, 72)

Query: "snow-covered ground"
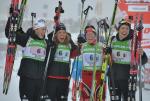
(0, 56, 21, 101)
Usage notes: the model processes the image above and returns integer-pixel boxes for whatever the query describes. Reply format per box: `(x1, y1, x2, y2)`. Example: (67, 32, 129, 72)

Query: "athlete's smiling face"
(86, 32, 96, 44)
(85, 27, 97, 44)
(56, 30, 67, 43)
(118, 25, 130, 39)
(35, 27, 47, 39)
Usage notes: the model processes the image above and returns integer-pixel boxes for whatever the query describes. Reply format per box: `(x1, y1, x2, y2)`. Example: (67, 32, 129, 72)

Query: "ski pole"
(39, 1, 64, 100)
(80, 0, 86, 34)
(97, 18, 109, 43)
(31, 12, 36, 28)
(82, 6, 93, 29)
(90, 43, 98, 101)
(128, 14, 139, 101)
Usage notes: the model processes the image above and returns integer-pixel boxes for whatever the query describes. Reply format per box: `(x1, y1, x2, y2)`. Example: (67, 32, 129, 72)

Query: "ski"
(107, 0, 118, 100)
(99, 0, 119, 101)
(128, 15, 139, 101)
(3, 0, 27, 95)
(17, 0, 28, 29)
(107, 0, 118, 46)
(71, 56, 82, 101)
(97, 18, 110, 101)
(99, 54, 110, 101)
(3, 0, 20, 95)
(137, 14, 144, 101)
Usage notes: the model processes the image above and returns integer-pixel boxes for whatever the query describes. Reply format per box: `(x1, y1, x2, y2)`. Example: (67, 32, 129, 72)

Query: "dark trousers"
(109, 79, 128, 101)
(47, 78, 69, 101)
(19, 76, 42, 101)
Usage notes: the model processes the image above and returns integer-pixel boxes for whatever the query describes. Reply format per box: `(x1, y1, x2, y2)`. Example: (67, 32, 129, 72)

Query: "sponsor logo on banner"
(128, 5, 149, 12)
(118, 0, 150, 23)
(125, 0, 150, 3)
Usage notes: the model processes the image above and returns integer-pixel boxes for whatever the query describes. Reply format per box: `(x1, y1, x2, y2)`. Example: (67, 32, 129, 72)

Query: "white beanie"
(34, 19, 46, 30)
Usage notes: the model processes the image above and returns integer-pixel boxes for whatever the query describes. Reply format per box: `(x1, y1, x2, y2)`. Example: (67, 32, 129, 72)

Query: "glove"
(16, 27, 24, 34)
(55, 7, 64, 13)
(77, 34, 86, 44)
(47, 33, 55, 47)
(54, 16, 59, 21)
(48, 41, 55, 47)
(9, 6, 13, 14)
(105, 47, 112, 54)
(70, 39, 78, 50)
(47, 31, 54, 42)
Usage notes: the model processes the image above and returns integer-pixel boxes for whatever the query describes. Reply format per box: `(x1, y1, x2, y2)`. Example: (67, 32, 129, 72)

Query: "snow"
(0, 57, 21, 101)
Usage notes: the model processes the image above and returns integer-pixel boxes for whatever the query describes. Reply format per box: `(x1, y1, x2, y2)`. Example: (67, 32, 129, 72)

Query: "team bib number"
(30, 47, 46, 56)
(112, 50, 130, 64)
(54, 50, 70, 62)
(83, 53, 102, 67)
(23, 46, 46, 60)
